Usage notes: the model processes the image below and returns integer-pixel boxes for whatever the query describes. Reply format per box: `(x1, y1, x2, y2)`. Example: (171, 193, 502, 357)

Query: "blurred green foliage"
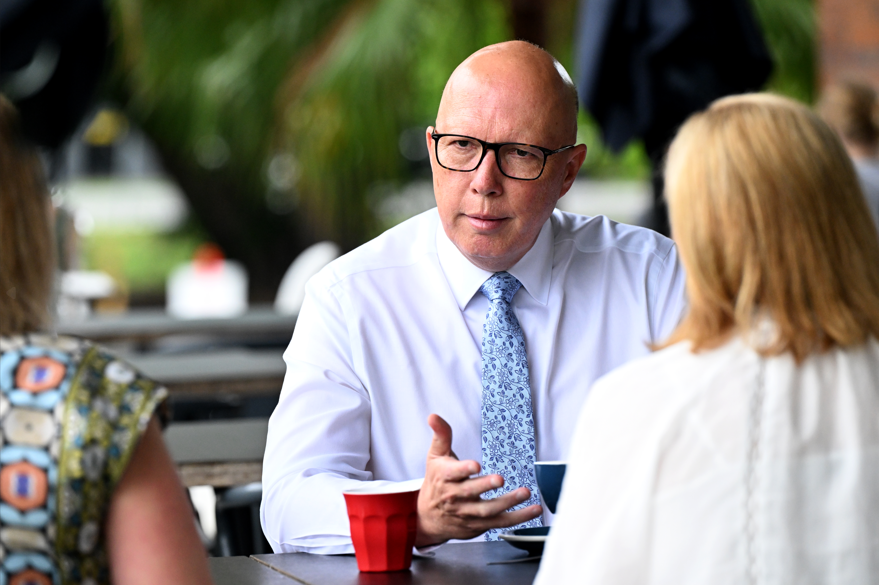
(752, 0, 815, 104)
(111, 0, 513, 248)
(83, 228, 206, 296)
(277, 0, 510, 241)
(98, 0, 816, 297)
(578, 112, 652, 180)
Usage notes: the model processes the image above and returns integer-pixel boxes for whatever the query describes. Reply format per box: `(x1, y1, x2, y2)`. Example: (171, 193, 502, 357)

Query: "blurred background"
(3, 0, 876, 558)
(2, 0, 822, 307)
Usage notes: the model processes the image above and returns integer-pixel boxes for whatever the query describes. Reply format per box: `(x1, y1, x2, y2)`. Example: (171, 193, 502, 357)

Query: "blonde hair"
(817, 81, 879, 149)
(661, 93, 879, 362)
(0, 95, 55, 335)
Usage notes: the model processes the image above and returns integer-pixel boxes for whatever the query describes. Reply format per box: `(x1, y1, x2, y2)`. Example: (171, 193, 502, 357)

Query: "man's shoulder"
(551, 209, 676, 262)
(313, 208, 439, 288)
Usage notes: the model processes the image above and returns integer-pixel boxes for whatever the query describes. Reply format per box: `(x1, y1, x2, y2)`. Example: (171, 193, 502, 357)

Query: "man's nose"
(469, 149, 503, 196)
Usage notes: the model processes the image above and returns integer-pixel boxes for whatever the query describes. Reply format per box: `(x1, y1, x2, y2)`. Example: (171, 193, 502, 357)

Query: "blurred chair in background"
(214, 482, 271, 557)
(274, 241, 340, 315)
(818, 80, 879, 231)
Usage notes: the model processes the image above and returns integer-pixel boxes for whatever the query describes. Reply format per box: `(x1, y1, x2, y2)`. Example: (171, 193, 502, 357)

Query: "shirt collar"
(436, 215, 554, 309)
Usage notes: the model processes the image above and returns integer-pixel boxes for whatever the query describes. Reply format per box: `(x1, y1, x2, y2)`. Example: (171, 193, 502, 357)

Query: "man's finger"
(453, 474, 502, 498)
(427, 414, 454, 458)
(436, 458, 481, 482)
(455, 488, 537, 519)
(455, 502, 543, 528)
(491, 504, 544, 529)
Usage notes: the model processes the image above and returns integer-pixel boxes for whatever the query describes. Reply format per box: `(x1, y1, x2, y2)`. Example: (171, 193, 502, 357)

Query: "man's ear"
(425, 127, 437, 170)
(558, 144, 588, 199)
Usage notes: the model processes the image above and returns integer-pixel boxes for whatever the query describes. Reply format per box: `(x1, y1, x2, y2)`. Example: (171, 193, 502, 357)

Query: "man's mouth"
(466, 214, 508, 231)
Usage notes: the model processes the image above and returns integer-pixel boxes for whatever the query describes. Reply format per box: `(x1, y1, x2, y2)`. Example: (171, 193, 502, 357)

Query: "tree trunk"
(152, 141, 312, 303)
(508, 0, 548, 47)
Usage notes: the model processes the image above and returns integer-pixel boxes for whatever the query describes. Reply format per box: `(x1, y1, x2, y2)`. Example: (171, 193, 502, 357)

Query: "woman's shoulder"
(0, 334, 165, 582)
(594, 338, 735, 385)
(588, 337, 757, 413)
(1, 332, 93, 355)
(1, 334, 95, 399)
(585, 335, 879, 427)
(0, 332, 169, 578)
(1, 333, 160, 387)
(0, 332, 167, 437)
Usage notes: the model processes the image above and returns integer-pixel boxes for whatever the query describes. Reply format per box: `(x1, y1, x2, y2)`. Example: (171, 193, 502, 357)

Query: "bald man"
(261, 41, 686, 553)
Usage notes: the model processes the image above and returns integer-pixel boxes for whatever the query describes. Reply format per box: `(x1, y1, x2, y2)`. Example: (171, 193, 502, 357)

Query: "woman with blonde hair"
(0, 95, 213, 584)
(535, 93, 879, 584)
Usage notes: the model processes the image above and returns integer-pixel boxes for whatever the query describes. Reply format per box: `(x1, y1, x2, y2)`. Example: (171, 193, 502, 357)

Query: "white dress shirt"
(261, 207, 686, 554)
(536, 336, 879, 585)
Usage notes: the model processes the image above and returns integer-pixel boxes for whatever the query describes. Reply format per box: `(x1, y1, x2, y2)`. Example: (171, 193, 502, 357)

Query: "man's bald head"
(437, 41, 579, 144)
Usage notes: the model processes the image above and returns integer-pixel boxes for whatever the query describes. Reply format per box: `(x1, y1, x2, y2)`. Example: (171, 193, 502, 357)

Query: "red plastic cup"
(343, 482, 421, 572)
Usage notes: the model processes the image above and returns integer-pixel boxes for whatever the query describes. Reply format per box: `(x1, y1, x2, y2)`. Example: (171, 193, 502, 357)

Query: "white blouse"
(536, 336, 879, 585)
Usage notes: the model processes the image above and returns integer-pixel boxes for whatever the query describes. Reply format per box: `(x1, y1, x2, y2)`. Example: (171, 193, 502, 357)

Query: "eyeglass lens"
(435, 136, 545, 180)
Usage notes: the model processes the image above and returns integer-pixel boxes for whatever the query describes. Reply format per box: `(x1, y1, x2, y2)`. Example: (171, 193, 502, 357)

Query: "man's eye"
(453, 140, 476, 149)
(511, 148, 537, 159)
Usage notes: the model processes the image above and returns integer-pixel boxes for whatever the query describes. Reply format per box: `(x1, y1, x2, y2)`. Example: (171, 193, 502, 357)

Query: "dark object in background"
(214, 483, 271, 557)
(575, 0, 773, 236)
(0, 0, 110, 150)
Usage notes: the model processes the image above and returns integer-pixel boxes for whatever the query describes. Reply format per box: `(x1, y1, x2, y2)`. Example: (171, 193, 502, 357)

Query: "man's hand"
(414, 414, 542, 547)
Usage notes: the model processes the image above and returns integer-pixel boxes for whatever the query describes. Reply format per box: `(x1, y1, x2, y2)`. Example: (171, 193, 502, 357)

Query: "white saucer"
(498, 526, 550, 556)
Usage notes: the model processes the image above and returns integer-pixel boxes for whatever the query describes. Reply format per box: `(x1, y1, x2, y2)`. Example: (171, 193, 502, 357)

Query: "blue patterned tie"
(479, 272, 542, 541)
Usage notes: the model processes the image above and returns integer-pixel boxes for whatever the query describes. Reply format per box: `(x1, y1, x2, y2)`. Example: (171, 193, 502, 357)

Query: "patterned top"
(0, 334, 167, 585)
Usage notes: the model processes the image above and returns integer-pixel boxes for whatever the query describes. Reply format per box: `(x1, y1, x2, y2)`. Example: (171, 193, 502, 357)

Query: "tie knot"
(480, 272, 522, 304)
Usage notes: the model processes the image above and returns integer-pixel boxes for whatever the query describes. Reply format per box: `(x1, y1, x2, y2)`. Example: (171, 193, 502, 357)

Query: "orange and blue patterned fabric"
(0, 334, 166, 585)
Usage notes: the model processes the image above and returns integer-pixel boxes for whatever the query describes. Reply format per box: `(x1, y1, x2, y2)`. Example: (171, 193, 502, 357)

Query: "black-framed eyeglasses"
(431, 132, 575, 181)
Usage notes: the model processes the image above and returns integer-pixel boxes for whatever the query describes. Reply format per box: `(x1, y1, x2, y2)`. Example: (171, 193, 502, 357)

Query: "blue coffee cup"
(534, 461, 567, 515)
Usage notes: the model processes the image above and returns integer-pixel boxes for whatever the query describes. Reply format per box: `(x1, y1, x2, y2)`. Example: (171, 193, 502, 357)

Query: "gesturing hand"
(414, 414, 542, 547)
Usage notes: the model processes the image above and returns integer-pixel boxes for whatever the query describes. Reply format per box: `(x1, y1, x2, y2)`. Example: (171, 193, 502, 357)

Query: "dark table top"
(56, 305, 296, 344)
(252, 542, 540, 585)
(210, 556, 296, 585)
(125, 347, 286, 396)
